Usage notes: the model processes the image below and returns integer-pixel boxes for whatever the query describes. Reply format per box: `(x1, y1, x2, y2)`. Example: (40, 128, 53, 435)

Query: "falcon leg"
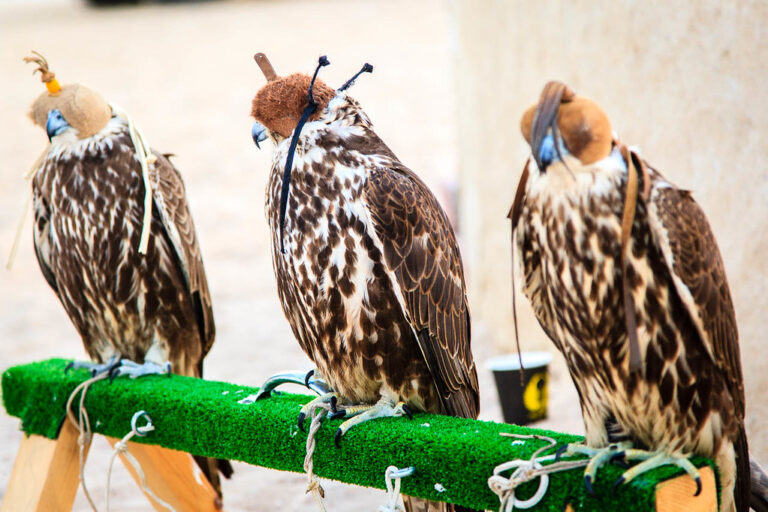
(561, 442, 632, 495)
(613, 450, 702, 496)
(297, 392, 339, 431)
(109, 359, 171, 380)
(331, 398, 412, 447)
(561, 443, 701, 496)
(64, 355, 121, 377)
(253, 369, 331, 401)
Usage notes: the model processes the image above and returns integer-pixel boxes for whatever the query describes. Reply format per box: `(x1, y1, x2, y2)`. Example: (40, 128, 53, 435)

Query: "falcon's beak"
(252, 121, 268, 149)
(538, 134, 556, 171)
(46, 109, 69, 141)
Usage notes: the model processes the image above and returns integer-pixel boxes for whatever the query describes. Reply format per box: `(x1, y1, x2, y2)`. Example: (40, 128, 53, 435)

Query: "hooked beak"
(252, 121, 268, 149)
(46, 109, 69, 141)
(537, 133, 556, 171)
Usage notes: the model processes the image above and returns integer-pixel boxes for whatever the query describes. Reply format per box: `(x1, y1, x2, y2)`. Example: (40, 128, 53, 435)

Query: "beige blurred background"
(0, 0, 764, 510)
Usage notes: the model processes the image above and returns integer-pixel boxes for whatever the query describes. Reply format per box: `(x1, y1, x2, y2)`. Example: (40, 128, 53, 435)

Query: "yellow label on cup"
(523, 371, 549, 421)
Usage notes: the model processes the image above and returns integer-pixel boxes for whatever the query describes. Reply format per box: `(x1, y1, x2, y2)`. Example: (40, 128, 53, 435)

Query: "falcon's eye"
(252, 121, 268, 149)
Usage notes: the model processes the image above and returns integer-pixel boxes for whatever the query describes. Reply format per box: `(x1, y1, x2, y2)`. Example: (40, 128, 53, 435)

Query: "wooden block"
(1, 420, 90, 512)
(655, 465, 717, 512)
(106, 436, 222, 511)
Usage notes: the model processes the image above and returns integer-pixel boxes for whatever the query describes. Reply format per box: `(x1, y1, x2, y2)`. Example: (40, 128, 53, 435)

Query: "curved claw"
(330, 395, 338, 413)
(329, 409, 347, 420)
(585, 474, 596, 496)
(304, 370, 315, 388)
(555, 445, 568, 462)
(334, 428, 343, 448)
(693, 476, 702, 497)
(298, 412, 307, 432)
(612, 475, 625, 493)
(401, 404, 413, 420)
(64, 361, 75, 373)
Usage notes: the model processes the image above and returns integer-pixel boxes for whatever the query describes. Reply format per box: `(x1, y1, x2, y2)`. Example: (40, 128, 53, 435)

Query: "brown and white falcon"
(250, 54, 479, 511)
(24, 52, 232, 498)
(511, 81, 766, 512)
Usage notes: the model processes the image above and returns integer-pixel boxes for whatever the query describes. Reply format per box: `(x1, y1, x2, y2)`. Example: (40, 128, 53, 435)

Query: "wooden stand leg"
(105, 437, 223, 511)
(1, 420, 90, 512)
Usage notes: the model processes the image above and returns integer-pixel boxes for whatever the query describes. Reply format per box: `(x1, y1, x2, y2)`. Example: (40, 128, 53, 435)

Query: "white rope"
(66, 370, 110, 511)
(378, 466, 414, 512)
(105, 411, 176, 512)
(6, 145, 50, 270)
(108, 103, 157, 255)
(304, 403, 331, 512)
(488, 434, 588, 512)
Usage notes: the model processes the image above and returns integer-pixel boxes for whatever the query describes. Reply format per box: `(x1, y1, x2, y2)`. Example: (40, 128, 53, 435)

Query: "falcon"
(511, 81, 766, 512)
(250, 54, 479, 512)
(23, 52, 232, 498)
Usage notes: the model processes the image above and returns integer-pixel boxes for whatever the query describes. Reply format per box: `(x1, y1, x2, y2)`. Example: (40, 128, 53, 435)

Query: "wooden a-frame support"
(1, 420, 222, 512)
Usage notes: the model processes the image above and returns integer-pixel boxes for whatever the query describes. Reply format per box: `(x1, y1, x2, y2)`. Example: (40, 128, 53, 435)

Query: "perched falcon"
(23, 53, 232, 499)
(250, 54, 479, 512)
(511, 81, 765, 512)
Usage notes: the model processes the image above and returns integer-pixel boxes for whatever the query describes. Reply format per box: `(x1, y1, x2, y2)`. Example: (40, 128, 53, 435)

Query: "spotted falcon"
(511, 80, 766, 512)
(250, 54, 479, 512)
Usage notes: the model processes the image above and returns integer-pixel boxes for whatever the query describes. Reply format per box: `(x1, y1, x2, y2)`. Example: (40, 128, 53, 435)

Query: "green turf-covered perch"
(1, 359, 717, 510)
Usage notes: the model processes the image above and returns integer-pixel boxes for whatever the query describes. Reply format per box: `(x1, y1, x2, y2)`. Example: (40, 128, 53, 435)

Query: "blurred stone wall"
(448, 1, 768, 458)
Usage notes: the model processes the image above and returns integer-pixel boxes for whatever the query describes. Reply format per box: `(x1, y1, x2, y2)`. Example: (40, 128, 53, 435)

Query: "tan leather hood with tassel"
(25, 52, 111, 139)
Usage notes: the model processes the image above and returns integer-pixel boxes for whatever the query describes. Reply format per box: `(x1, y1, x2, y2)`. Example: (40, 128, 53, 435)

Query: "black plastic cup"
(487, 352, 553, 425)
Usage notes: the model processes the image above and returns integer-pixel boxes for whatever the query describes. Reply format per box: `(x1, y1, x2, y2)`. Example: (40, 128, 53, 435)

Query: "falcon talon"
(694, 476, 702, 497)
(554, 445, 568, 462)
(297, 412, 307, 432)
(584, 474, 595, 496)
(334, 429, 343, 448)
(611, 475, 625, 493)
(401, 404, 413, 420)
(329, 409, 346, 420)
(329, 395, 338, 413)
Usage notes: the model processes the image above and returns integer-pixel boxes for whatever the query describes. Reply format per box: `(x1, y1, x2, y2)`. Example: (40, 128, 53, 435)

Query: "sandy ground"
(0, 0, 582, 509)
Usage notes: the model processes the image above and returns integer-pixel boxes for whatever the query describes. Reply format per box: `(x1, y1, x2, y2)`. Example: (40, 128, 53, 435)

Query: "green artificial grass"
(2, 359, 716, 510)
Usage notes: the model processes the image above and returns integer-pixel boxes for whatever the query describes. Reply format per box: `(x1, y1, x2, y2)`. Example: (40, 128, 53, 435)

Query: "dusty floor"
(0, 0, 585, 509)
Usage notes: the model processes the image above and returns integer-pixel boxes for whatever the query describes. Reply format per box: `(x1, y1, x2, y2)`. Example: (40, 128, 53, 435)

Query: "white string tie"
(105, 410, 176, 512)
(488, 433, 588, 512)
(108, 103, 156, 255)
(378, 465, 414, 512)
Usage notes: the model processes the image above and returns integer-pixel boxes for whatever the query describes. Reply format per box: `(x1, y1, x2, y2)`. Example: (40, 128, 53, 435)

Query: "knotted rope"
(108, 103, 157, 255)
(304, 401, 332, 512)
(105, 410, 175, 512)
(65, 369, 110, 511)
(488, 434, 588, 512)
(378, 466, 414, 512)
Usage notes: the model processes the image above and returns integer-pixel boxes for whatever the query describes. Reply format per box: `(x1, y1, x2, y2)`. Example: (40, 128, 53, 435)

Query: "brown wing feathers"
(151, 154, 216, 360)
(366, 164, 479, 419)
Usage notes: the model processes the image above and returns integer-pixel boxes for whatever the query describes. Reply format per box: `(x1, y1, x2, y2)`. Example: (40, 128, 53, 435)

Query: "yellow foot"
(330, 398, 413, 447)
(562, 443, 701, 496)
